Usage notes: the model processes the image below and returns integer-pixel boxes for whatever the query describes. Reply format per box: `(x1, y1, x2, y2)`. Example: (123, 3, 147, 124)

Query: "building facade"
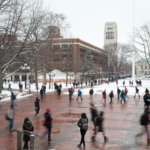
(104, 22, 118, 46)
(135, 58, 150, 75)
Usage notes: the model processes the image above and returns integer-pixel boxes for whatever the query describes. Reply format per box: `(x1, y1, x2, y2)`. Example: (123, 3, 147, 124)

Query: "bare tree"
(132, 23, 150, 66)
(104, 43, 132, 78)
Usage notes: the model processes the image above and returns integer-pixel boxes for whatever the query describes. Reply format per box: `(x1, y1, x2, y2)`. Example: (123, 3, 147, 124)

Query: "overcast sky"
(44, 0, 150, 48)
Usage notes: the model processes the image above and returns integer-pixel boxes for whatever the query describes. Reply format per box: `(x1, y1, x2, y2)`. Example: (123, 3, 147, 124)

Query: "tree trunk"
(43, 69, 47, 85)
(31, 71, 34, 84)
(35, 64, 38, 86)
(0, 69, 3, 93)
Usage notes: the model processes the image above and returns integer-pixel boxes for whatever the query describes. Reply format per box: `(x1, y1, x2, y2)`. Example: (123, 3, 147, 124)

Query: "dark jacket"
(96, 116, 104, 132)
(117, 88, 121, 94)
(44, 112, 52, 129)
(89, 89, 94, 95)
(23, 121, 34, 141)
(77, 113, 88, 129)
(144, 94, 150, 106)
(40, 89, 43, 95)
(109, 92, 114, 98)
(90, 107, 98, 119)
(142, 112, 150, 126)
(58, 88, 61, 94)
(35, 100, 40, 110)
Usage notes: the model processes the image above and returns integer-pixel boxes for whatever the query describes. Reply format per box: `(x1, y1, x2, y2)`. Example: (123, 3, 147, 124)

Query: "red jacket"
(125, 88, 128, 94)
(103, 91, 106, 99)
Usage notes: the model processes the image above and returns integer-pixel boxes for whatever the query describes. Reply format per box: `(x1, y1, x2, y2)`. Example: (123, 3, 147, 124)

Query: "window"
(53, 45, 60, 52)
(54, 55, 60, 62)
(62, 65, 67, 72)
(14, 75, 19, 81)
(106, 32, 114, 39)
(70, 44, 72, 51)
(145, 71, 147, 75)
(69, 55, 72, 61)
(22, 75, 26, 81)
(62, 44, 68, 52)
(62, 55, 67, 62)
(145, 65, 147, 69)
(141, 65, 143, 69)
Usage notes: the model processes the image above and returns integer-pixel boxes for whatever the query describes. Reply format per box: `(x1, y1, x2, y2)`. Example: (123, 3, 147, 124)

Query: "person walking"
(59, 83, 62, 89)
(20, 83, 23, 92)
(43, 85, 46, 96)
(91, 111, 108, 142)
(36, 85, 39, 92)
(76, 89, 83, 101)
(69, 88, 73, 103)
(77, 113, 88, 148)
(43, 108, 53, 141)
(102, 89, 106, 102)
(40, 88, 44, 100)
(8, 83, 11, 90)
(91, 81, 93, 88)
(132, 81, 133, 86)
(135, 107, 150, 140)
(89, 88, 94, 101)
(6, 105, 15, 131)
(134, 87, 140, 98)
(90, 103, 98, 130)
(143, 89, 150, 108)
(120, 90, 126, 103)
(11, 90, 17, 106)
(57, 87, 61, 98)
(117, 87, 121, 100)
(125, 87, 128, 100)
(34, 97, 40, 116)
(23, 118, 34, 149)
(109, 90, 114, 105)
(116, 80, 118, 86)
(123, 81, 125, 87)
(80, 81, 83, 88)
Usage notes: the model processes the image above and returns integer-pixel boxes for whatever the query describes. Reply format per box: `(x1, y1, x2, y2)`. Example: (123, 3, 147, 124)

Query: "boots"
(104, 136, 108, 142)
(91, 136, 95, 141)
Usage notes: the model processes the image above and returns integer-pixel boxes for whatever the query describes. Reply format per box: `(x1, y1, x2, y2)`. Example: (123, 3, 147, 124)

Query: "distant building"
(104, 22, 118, 46)
(135, 58, 150, 75)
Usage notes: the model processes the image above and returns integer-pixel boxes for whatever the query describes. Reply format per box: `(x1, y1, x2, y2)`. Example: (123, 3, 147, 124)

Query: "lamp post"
(48, 72, 51, 89)
(21, 63, 30, 89)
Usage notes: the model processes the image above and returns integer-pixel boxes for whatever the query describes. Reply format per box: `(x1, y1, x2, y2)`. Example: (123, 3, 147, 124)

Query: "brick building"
(49, 28, 108, 72)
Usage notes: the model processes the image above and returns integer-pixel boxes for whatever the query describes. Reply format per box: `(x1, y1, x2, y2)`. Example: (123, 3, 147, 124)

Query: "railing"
(11, 129, 40, 150)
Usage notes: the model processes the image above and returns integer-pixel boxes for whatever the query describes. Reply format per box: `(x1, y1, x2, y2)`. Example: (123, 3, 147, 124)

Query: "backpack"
(140, 113, 147, 125)
(81, 118, 88, 130)
(5, 112, 10, 120)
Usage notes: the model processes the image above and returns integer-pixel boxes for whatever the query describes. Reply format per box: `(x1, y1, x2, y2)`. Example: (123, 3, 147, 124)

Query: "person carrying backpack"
(117, 87, 121, 100)
(120, 90, 126, 103)
(91, 111, 108, 142)
(90, 103, 98, 130)
(135, 107, 150, 140)
(11, 90, 17, 106)
(76, 89, 83, 101)
(6, 105, 15, 131)
(134, 87, 140, 99)
(77, 113, 88, 148)
(109, 90, 114, 105)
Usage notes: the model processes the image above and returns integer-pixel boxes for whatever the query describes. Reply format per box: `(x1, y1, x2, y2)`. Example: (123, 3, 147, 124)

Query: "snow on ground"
(3, 82, 87, 93)
(64, 78, 150, 96)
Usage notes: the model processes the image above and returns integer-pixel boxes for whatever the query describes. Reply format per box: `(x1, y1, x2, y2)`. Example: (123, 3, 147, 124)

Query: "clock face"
(106, 32, 114, 39)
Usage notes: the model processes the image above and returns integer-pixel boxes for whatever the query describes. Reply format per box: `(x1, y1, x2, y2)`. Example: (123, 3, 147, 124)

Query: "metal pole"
(49, 75, 50, 89)
(30, 134, 35, 150)
(25, 66, 26, 89)
(70, 75, 71, 85)
(17, 130, 23, 150)
(132, 0, 135, 80)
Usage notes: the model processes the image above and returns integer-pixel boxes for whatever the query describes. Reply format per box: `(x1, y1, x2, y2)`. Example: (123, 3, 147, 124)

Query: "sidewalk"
(0, 91, 147, 150)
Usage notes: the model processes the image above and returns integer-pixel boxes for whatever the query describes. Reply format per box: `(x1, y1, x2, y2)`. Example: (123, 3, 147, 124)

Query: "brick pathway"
(0, 92, 149, 150)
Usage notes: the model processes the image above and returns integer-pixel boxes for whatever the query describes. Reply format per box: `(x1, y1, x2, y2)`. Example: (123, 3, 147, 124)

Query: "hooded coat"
(121, 91, 126, 99)
(23, 120, 34, 141)
(77, 113, 88, 129)
(96, 111, 104, 132)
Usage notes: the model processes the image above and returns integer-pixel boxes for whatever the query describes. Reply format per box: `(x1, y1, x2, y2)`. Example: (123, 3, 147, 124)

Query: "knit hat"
(46, 108, 50, 112)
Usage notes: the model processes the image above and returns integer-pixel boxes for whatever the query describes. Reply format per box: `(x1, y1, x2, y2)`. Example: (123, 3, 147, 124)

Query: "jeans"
(10, 119, 13, 130)
(40, 95, 43, 99)
(23, 141, 28, 149)
(11, 100, 17, 106)
(89, 95, 93, 101)
(81, 85, 82, 88)
(69, 95, 72, 102)
(48, 127, 52, 139)
(76, 96, 83, 100)
(134, 92, 140, 97)
(110, 98, 112, 104)
(80, 129, 86, 146)
(120, 99, 126, 103)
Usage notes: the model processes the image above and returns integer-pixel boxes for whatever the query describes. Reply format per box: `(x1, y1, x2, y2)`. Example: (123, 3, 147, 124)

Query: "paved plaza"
(0, 90, 149, 150)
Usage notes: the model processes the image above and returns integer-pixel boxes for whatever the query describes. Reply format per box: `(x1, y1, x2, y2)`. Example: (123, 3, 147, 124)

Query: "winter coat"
(77, 114, 88, 129)
(121, 91, 126, 99)
(109, 92, 114, 98)
(90, 107, 98, 120)
(20, 84, 23, 89)
(71, 87, 74, 93)
(7, 109, 15, 119)
(78, 90, 82, 96)
(125, 88, 128, 94)
(117, 88, 121, 94)
(144, 94, 150, 106)
(69, 89, 73, 96)
(44, 112, 52, 129)
(58, 88, 61, 94)
(96, 116, 104, 132)
(34, 100, 40, 111)
(103, 91, 106, 99)
(136, 88, 139, 93)
(40, 89, 43, 95)
(89, 89, 94, 95)
(11, 91, 15, 100)
(23, 121, 34, 141)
